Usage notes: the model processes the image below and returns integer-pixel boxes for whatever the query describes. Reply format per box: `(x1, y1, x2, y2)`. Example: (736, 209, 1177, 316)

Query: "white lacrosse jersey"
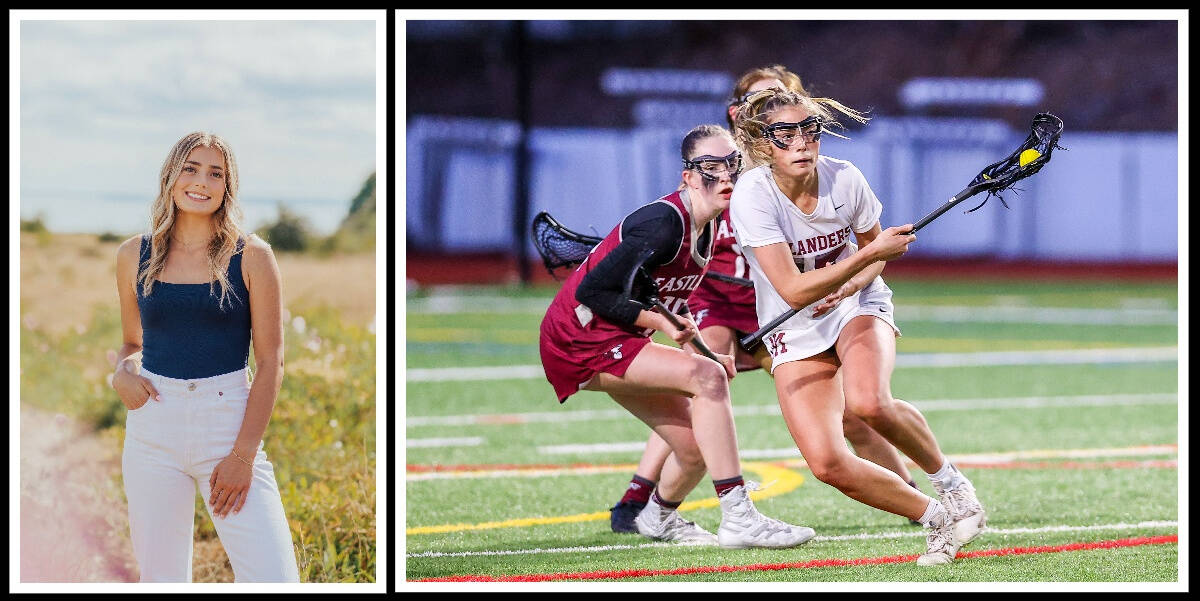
(730, 156, 894, 360)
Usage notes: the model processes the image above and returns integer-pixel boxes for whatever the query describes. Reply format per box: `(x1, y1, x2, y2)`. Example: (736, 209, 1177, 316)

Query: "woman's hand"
(683, 343, 737, 379)
(660, 312, 699, 347)
(112, 360, 160, 411)
(208, 453, 253, 519)
(715, 352, 737, 380)
(866, 224, 916, 262)
(811, 281, 857, 318)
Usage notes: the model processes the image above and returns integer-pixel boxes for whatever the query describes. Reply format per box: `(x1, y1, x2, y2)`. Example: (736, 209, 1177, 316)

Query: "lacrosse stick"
(740, 112, 1065, 350)
(531, 211, 726, 363)
(530, 211, 753, 287)
(627, 265, 722, 363)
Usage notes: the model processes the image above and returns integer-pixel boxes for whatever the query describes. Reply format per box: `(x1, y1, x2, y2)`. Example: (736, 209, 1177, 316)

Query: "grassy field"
(17, 232, 377, 583)
(404, 278, 1180, 584)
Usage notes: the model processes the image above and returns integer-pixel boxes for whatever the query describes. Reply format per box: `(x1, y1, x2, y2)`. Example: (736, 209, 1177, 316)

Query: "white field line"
(537, 442, 648, 455)
(405, 520, 1179, 558)
(408, 296, 1178, 325)
(901, 305, 1177, 326)
(407, 392, 1178, 428)
(406, 437, 485, 448)
(405, 444, 1178, 481)
(406, 347, 1178, 382)
(408, 364, 544, 382)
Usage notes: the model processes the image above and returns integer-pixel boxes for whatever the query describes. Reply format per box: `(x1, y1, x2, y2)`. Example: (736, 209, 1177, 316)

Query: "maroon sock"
(651, 489, 681, 509)
(619, 475, 656, 505)
(714, 475, 744, 497)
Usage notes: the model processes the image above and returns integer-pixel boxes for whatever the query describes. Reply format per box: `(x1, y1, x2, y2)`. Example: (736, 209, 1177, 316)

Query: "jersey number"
(794, 248, 841, 273)
(660, 296, 689, 315)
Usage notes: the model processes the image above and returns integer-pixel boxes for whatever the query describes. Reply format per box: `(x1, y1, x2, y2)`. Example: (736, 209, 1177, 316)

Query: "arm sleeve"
(575, 202, 683, 328)
(847, 162, 884, 233)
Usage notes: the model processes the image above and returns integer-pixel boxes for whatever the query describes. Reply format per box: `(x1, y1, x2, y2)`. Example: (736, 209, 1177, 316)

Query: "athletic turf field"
(405, 278, 1180, 583)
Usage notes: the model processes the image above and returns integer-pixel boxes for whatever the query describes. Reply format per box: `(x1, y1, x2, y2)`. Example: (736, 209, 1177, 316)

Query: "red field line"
(406, 459, 1176, 474)
(413, 535, 1177, 582)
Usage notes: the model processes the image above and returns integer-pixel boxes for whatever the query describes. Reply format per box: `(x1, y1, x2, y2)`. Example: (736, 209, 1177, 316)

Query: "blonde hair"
(726, 64, 811, 128)
(138, 131, 245, 309)
(732, 87, 870, 168)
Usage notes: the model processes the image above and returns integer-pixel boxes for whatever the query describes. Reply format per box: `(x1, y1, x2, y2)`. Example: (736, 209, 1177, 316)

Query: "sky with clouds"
(19, 19, 376, 233)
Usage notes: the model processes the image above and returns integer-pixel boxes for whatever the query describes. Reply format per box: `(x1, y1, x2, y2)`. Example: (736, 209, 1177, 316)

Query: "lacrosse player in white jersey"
(728, 87, 987, 566)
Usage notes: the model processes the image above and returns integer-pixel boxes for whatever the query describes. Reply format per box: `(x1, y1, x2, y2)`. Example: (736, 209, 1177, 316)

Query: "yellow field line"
(405, 461, 805, 536)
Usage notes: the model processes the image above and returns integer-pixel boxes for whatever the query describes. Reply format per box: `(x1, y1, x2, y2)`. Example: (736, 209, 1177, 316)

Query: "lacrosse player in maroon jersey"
(730, 86, 986, 565)
(609, 65, 925, 533)
(540, 125, 815, 549)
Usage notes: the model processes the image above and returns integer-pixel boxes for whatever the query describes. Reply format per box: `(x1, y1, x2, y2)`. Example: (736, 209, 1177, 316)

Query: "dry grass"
(19, 231, 376, 582)
(19, 232, 376, 336)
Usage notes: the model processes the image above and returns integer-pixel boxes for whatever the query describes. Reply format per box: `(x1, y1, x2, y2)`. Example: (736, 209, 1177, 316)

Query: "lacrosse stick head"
(972, 112, 1064, 191)
(530, 211, 603, 279)
(960, 112, 1064, 213)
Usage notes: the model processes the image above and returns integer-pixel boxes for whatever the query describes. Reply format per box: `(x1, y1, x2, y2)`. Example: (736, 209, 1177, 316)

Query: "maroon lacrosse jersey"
(539, 191, 714, 402)
(689, 209, 759, 334)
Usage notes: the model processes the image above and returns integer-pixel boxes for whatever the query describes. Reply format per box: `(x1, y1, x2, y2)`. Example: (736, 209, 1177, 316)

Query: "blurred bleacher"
(405, 20, 1179, 285)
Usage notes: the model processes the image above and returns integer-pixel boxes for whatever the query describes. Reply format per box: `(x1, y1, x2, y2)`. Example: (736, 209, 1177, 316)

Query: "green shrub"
(20, 215, 48, 233)
(258, 204, 314, 252)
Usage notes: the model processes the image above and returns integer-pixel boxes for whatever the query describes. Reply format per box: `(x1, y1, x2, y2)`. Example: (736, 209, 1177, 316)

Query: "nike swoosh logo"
(834, 204, 844, 210)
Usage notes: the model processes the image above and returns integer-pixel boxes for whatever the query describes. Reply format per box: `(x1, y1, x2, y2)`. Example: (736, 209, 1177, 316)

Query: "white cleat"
(916, 511, 962, 566)
(634, 499, 718, 545)
(716, 484, 815, 549)
(935, 477, 987, 546)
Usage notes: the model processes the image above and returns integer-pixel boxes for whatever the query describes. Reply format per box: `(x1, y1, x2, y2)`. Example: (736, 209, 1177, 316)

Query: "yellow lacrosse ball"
(1019, 148, 1042, 167)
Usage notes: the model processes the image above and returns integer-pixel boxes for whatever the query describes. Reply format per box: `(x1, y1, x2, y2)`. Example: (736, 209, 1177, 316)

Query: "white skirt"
(763, 277, 900, 372)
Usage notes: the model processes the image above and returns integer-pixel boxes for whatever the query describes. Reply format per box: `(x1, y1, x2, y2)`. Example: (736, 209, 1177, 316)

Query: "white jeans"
(122, 367, 300, 583)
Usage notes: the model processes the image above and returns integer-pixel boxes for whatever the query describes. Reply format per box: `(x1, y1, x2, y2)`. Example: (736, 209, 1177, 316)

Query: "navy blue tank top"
(136, 235, 252, 379)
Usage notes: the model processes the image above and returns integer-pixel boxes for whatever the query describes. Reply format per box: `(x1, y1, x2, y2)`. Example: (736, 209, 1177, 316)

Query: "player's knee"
(847, 389, 894, 423)
(808, 454, 854, 489)
(688, 357, 728, 398)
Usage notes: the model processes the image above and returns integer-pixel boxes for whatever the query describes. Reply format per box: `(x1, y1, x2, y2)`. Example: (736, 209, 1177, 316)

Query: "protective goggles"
(683, 150, 743, 181)
(765, 115, 824, 149)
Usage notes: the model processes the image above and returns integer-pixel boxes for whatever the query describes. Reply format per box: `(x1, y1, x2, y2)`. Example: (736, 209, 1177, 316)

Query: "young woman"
(539, 125, 898, 549)
(609, 65, 924, 533)
(112, 132, 299, 582)
(729, 87, 986, 566)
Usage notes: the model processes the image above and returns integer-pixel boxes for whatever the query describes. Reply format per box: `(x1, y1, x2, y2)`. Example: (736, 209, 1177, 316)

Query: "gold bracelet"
(231, 449, 253, 466)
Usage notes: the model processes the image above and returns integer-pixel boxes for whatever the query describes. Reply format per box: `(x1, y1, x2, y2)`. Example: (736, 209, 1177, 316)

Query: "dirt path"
(19, 404, 137, 583)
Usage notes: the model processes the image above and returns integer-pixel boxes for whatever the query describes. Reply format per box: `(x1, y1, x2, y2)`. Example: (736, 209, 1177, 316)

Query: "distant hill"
(325, 172, 375, 253)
